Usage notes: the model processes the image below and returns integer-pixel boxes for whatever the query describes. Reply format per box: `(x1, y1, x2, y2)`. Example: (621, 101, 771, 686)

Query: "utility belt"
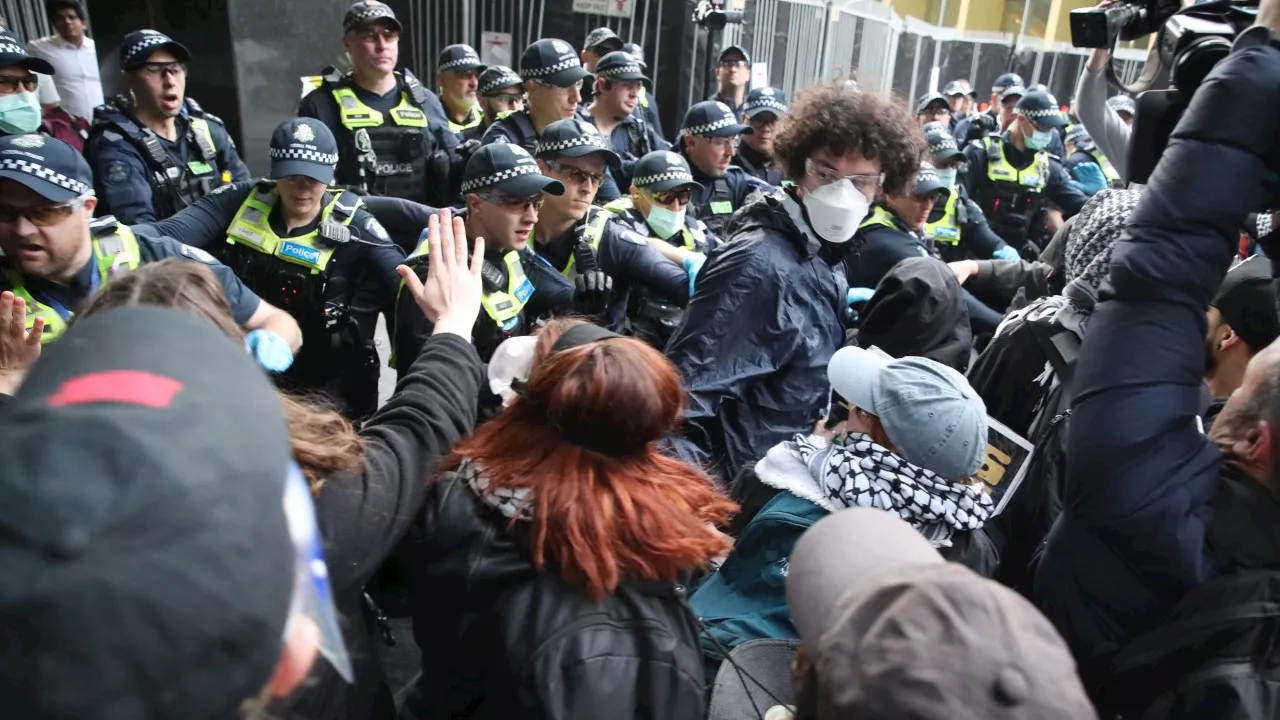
(626, 287, 684, 350)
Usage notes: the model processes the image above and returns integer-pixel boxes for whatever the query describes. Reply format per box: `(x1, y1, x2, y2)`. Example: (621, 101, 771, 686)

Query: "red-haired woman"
(400, 319, 737, 720)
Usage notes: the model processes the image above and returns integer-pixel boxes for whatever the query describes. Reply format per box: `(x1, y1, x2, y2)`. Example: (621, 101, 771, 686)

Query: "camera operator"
(1078, 41, 1135, 182)
(1033, 8, 1280, 715)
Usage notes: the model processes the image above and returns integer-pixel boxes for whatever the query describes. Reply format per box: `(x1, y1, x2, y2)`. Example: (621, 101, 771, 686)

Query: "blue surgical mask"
(646, 204, 686, 240)
(0, 91, 42, 135)
(1026, 128, 1053, 152)
(935, 168, 958, 188)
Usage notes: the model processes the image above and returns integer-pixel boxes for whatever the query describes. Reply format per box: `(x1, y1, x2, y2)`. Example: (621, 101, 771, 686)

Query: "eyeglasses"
(718, 60, 749, 69)
(0, 193, 91, 227)
(356, 28, 400, 43)
(491, 92, 523, 105)
(647, 188, 692, 206)
(0, 74, 38, 94)
(747, 115, 778, 128)
(699, 134, 740, 151)
(804, 158, 882, 198)
(137, 62, 187, 79)
(474, 192, 544, 210)
(542, 158, 605, 187)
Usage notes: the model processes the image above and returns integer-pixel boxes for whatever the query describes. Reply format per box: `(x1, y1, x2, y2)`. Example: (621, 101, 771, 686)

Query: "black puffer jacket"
(401, 474, 709, 720)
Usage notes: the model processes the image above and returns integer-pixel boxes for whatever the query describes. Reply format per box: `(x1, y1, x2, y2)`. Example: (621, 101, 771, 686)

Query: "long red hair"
(449, 320, 736, 600)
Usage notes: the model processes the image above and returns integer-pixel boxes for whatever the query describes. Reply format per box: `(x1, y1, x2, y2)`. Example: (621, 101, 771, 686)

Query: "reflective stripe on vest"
(571, 197, 703, 277)
(186, 117, 217, 175)
(447, 105, 483, 134)
(926, 184, 962, 245)
(403, 239, 530, 327)
(638, 85, 649, 108)
(330, 87, 429, 129)
(984, 136, 1048, 192)
(225, 186, 360, 274)
(859, 205, 901, 232)
(10, 224, 143, 344)
(1087, 148, 1122, 185)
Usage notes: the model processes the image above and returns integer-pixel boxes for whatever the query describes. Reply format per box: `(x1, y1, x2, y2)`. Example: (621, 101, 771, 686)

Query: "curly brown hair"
(774, 82, 926, 196)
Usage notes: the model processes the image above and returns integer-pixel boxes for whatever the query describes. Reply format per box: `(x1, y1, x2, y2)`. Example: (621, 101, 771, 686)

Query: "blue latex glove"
(847, 287, 875, 306)
(682, 253, 707, 298)
(245, 329, 295, 373)
(1070, 162, 1108, 196)
(992, 245, 1021, 262)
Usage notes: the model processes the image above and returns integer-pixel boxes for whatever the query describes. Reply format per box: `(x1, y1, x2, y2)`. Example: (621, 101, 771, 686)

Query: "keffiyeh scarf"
(458, 458, 533, 521)
(756, 433, 993, 548)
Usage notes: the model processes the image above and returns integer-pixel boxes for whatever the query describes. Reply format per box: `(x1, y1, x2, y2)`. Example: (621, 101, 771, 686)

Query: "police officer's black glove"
(457, 138, 481, 159)
(966, 114, 997, 144)
(573, 271, 613, 316)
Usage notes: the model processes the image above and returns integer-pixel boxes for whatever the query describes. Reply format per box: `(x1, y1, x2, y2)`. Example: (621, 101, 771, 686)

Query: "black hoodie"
(856, 256, 974, 372)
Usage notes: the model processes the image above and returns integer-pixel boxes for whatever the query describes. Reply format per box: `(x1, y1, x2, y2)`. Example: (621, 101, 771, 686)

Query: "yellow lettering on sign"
(977, 443, 1011, 487)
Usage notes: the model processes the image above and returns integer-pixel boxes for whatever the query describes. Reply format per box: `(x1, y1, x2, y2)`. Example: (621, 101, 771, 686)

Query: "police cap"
(535, 118, 621, 169)
(343, 1, 402, 34)
(622, 42, 646, 64)
(744, 87, 788, 119)
(719, 45, 751, 65)
(583, 27, 624, 54)
(437, 44, 485, 74)
(0, 134, 92, 203)
(1106, 94, 1136, 117)
(0, 28, 53, 75)
(478, 65, 522, 96)
(1064, 124, 1094, 150)
(594, 51, 649, 83)
(461, 143, 565, 197)
(1000, 84, 1026, 102)
(631, 151, 704, 193)
(682, 100, 753, 138)
(1016, 90, 1067, 128)
(943, 79, 970, 97)
(916, 91, 950, 116)
(912, 162, 950, 202)
(520, 38, 590, 88)
(120, 29, 190, 71)
(922, 122, 964, 165)
(992, 72, 1024, 94)
(269, 118, 339, 186)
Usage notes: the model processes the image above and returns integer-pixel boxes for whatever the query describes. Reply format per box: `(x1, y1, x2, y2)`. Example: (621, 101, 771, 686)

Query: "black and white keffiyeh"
(1064, 188, 1143, 291)
(758, 434, 992, 548)
(459, 458, 532, 521)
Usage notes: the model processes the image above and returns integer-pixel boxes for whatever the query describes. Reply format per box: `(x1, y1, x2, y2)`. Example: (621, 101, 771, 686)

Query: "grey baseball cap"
(827, 347, 986, 480)
(786, 509, 1096, 720)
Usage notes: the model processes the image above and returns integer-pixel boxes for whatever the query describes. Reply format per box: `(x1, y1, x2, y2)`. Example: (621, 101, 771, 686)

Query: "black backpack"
(1097, 570, 1280, 720)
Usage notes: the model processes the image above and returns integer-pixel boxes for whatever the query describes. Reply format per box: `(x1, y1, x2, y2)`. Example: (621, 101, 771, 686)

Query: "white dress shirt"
(27, 34, 103, 121)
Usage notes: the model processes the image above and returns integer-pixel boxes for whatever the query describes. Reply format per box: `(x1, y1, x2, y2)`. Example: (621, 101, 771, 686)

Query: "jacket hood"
(728, 187, 822, 257)
(857, 256, 973, 372)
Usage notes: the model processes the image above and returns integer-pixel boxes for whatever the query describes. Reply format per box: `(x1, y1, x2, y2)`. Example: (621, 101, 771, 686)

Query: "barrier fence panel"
(0, 0, 51, 45)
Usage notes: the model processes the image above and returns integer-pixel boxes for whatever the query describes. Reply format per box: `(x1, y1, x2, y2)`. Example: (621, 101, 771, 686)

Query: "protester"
(693, 344, 998, 680)
(0, 305, 344, 719)
(784, 509, 1097, 720)
(73, 209, 485, 720)
(400, 318, 735, 719)
(856, 256, 974, 373)
(666, 81, 923, 487)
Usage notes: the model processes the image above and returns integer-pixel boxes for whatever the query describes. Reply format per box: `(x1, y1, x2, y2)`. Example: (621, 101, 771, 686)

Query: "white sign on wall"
(572, 0, 636, 20)
(481, 31, 514, 68)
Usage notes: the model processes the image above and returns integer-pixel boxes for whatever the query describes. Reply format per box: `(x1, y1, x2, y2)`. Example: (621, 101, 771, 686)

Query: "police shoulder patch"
(101, 130, 124, 142)
(180, 244, 217, 264)
(105, 160, 129, 183)
(209, 183, 235, 196)
(363, 216, 389, 241)
(620, 230, 650, 246)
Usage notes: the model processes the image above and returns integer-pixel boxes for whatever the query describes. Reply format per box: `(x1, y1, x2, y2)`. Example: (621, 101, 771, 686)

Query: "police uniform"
(922, 122, 1017, 263)
(679, 100, 774, 237)
(0, 31, 54, 138)
(577, 27, 624, 112)
(85, 31, 249, 225)
(143, 120, 404, 420)
(1063, 124, 1123, 193)
(459, 66, 524, 151)
(734, 87, 786, 186)
(481, 38, 622, 203)
(437, 44, 486, 136)
(582, 51, 670, 190)
(708, 45, 750, 119)
(0, 134, 262, 344)
(622, 42, 666, 141)
(298, 2, 458, 207)
(962, 90, 1088, 258)
(954, 72, 1022, 146)
(394, 143, 566, 372)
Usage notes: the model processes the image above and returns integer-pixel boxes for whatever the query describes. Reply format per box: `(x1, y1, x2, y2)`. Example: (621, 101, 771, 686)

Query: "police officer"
(963, 89, 1089, 259)
(298, 1, 458, 207)
(734, 87, 786, 186)
(921, 122, 1018, 263)
(0, 29, 54, 138)
(1063, 124, 1121, 195)
(436, 43, 485, 135)
(954, 72, 1022, 144)
(395, 143, 564, 371)
(85, 30, 249, 225)
(710, 45, 750, 118)
(0, 133, 300, 360)
(916, 91, 952, 127)
(577, 26, 623, 108)
(943, 79, 975, 132)
(525, 118, 621, 319)
(847, 162, 1005, 333)
(578, 150, 716, 349)
(621, 41, 665, 139)
(468, 66, 523, 142)
(678, 100, 773, 237)
(141, 119, 403, 419)
(582, 50, 668, 190)
(483, 38, 622, 202)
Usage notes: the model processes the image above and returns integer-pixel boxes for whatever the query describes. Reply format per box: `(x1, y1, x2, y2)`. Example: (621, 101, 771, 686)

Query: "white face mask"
(802, 178, 870, 244)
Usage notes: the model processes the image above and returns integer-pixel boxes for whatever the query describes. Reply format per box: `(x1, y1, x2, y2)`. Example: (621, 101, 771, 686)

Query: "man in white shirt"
(27, 0, 102, 121)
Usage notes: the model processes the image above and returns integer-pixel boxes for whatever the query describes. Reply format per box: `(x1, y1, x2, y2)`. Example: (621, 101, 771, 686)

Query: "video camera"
(692, 0, 744, 30)
(1069, 0, 1258, 183)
